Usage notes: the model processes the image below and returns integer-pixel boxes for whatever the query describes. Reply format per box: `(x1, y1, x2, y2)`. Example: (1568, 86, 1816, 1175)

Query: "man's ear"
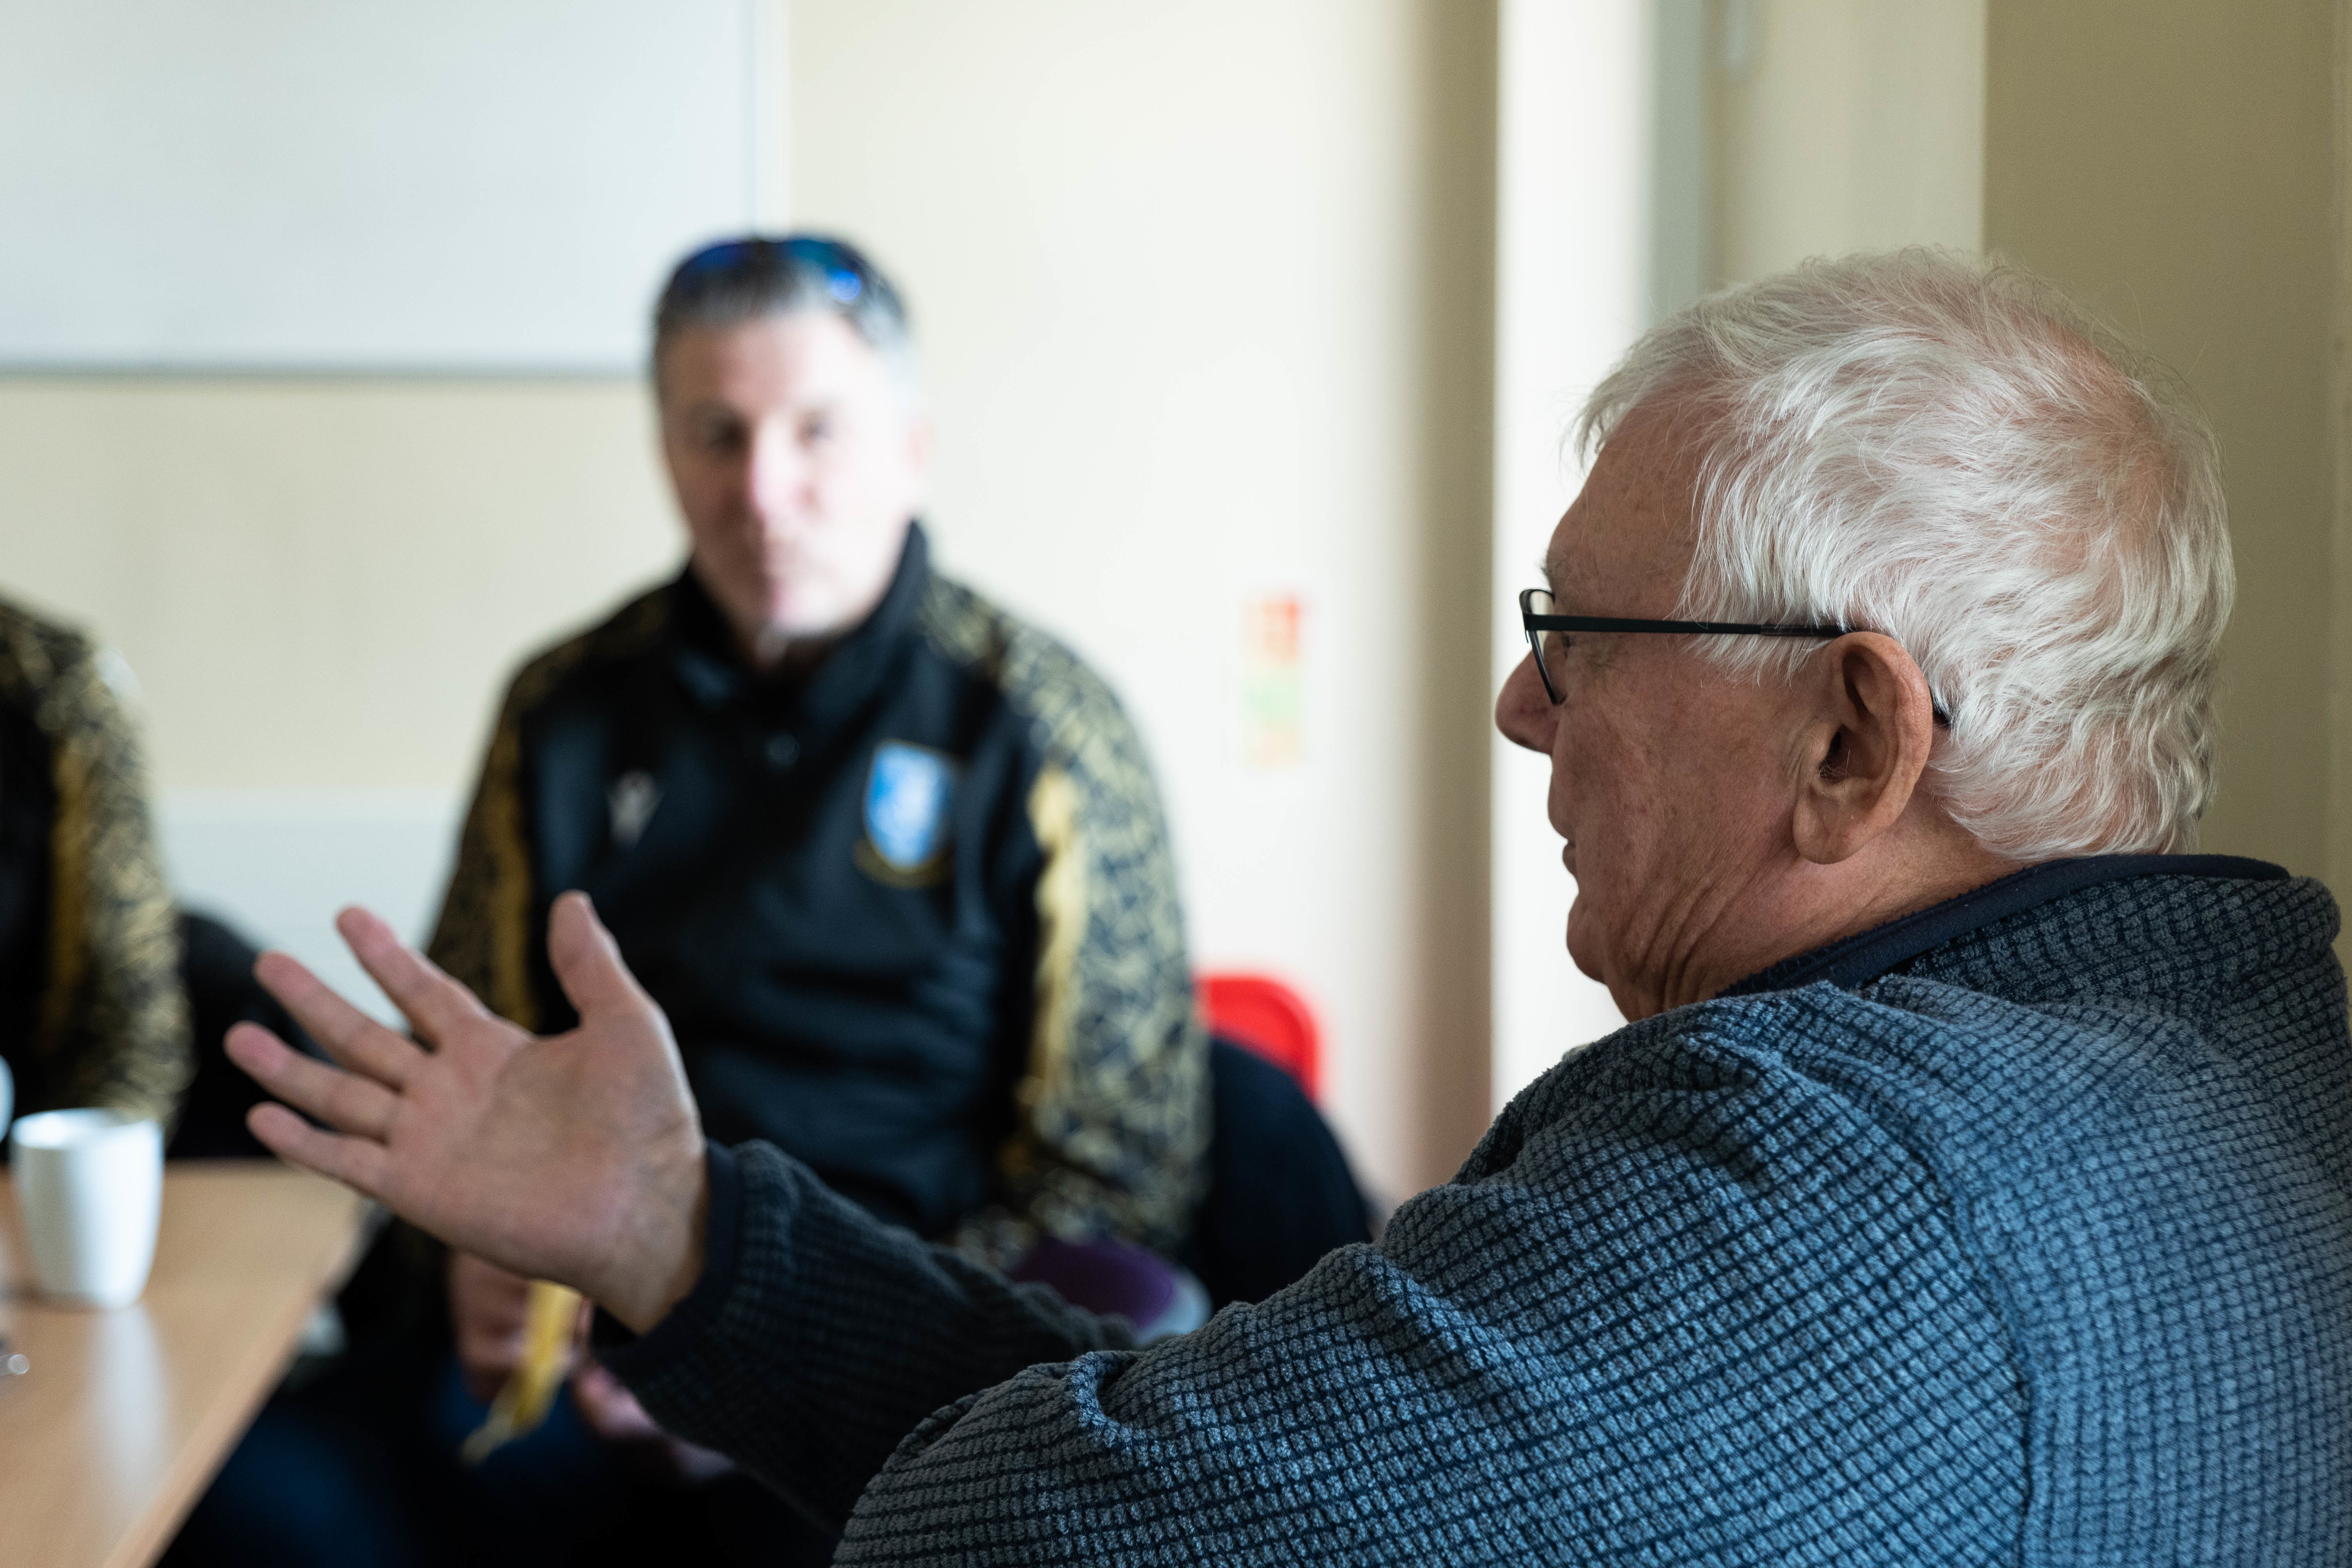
(1789, 633, 1939, 866)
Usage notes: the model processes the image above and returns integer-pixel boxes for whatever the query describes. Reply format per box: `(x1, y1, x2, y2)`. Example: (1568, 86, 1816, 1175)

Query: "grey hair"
(651, 233, 922, 405)
(1578, 249, 2232, 859)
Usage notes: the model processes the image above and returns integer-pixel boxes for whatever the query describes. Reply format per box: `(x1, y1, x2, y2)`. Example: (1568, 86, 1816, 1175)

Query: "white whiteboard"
(0, 0, 780, 373)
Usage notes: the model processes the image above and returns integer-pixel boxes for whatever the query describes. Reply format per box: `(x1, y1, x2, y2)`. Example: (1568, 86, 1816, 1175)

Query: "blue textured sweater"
(605, 860, 2352, 1563)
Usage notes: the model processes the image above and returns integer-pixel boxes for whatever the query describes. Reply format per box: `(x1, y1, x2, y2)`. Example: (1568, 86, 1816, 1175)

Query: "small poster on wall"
(1239, 592, 1306, 771)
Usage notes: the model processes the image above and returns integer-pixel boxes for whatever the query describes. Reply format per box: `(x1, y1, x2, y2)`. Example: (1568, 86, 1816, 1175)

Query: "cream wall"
(1709, 0, 1985, 286)
(2340, 2, 2352, 909)
(789, 0, 1498, 1195)
(1984, 1, 2341, 887)
(0, 379, 684, 1003)
(0, 380, 677, 792)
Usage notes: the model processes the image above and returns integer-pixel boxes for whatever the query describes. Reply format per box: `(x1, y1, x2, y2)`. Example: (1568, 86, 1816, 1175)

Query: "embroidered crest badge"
(859, 741, 958, 884)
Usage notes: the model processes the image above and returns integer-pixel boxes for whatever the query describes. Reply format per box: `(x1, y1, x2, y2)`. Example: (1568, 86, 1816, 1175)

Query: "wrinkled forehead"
(1544, 410, 1703, 610)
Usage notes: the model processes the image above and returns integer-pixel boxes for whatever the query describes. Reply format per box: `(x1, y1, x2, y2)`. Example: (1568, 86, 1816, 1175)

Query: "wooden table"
(0, 1163, 371, 1568)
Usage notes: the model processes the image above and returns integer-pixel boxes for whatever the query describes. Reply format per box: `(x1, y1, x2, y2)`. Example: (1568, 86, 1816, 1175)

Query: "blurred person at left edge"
(164, 236, 1226, 1568)
(0, 592, 326, 1162)
(0, 595, 188, 1134)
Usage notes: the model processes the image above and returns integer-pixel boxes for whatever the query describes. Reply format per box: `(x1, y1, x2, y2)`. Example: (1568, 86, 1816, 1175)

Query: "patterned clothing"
(0, 596, 189, 1124)
(603, 859, 2352, 1563)
(430, 526, 1207, 1249)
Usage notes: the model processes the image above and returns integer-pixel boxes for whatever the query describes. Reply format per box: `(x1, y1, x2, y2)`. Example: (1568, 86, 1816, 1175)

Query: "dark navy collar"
(666, 521, 930, 717)
(1720, 853, 2291, 999)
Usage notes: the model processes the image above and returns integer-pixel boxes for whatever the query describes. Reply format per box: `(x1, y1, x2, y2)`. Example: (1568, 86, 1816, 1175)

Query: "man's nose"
(744, 426, 806, 522)
(1494, 652, 1557, 755)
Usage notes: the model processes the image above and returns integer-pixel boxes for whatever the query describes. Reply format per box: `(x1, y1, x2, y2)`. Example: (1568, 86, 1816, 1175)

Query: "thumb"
(546, 891, 650, 1022)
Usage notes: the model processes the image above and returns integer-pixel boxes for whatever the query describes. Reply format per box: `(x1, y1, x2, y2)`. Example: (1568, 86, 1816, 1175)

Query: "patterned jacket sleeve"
(0, 610, 190, 1123)
(428, 592, 668, 1029)
(427, 675, 543, 1031)
(989, 629, 1211, 1253)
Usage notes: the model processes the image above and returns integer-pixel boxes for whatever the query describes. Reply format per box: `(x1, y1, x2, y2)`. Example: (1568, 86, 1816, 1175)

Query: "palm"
(230, 894, 708, 1322)
(390, 1022, 628, 1270)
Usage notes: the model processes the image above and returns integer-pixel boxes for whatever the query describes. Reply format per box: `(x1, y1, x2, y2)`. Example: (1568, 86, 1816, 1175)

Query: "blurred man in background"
(434, 235, 1211, 1283)
(423, 232, 1214, 1555)
(180, 236, 1374, 1568)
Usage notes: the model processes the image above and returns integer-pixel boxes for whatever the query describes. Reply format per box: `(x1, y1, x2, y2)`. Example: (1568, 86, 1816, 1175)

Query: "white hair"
(1578, 249, 2232, 860)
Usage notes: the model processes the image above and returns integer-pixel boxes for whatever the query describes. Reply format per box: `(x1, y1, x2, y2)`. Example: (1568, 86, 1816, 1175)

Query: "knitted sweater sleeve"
(612, 1010, 2033, 1565)
(604, 1142, 1137, 1532)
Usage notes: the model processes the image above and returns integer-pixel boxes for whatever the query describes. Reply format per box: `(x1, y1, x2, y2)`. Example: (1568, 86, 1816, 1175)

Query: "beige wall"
(1710, 0, 1985, 286)
(2339, 2, 2352, 909)
(790, 0, 1497, 1194)
(0, 380, 679, 793)
(1984, 0, 2340, 882)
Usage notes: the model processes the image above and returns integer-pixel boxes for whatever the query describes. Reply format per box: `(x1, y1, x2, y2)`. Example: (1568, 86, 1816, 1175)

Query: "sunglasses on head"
(675, 237, 867, 305)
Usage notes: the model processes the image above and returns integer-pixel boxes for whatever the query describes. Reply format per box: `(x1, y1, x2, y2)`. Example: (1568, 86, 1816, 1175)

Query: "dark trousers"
(165, 1337, 836, 1568)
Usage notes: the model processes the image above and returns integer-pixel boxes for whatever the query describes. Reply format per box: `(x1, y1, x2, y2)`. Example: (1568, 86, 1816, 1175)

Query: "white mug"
(10, 1109, 163, 1308)
(0, 1057, 12, 1142)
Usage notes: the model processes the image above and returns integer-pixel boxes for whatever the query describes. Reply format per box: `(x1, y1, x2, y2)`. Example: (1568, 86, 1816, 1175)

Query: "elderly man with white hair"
(229, 252, 2349, 1564)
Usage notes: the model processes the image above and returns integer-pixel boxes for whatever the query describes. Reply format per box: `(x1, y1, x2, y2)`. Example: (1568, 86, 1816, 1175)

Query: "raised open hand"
(228, 891, 710, 1332)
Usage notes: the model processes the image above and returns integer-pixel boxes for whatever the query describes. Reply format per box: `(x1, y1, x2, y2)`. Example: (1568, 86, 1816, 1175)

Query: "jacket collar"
(1721, 853, 2291, 999)
(666, 522, 932, 725)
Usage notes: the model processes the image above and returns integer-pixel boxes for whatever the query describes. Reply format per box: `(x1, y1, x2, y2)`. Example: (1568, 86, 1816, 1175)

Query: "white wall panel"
(0, 0, 779, 372)
(159, 790, 462, 1024)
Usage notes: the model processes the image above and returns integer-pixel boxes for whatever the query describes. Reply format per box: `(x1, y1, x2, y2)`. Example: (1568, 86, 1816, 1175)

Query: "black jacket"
(0, 595, 187, 1123)
(429, 527, 1207, 1246)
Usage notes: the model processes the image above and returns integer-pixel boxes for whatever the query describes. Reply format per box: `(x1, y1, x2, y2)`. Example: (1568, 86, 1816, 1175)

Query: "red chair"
(1197, 972, 1321, 1100)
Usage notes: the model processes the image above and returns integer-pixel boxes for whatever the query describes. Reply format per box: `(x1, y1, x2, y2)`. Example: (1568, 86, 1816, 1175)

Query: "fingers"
(335, 906, 495, 1047)
(245, 1102, 393, 1198)
(546, 892, 651, 1021)
(569, 1364, 665, 1443)
(227, 1022, 401, 1141)
(252, 948, 424, 1089)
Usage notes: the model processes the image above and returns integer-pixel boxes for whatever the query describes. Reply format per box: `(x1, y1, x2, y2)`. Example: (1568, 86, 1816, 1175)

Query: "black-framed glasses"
(1519, 588, 1951, 726)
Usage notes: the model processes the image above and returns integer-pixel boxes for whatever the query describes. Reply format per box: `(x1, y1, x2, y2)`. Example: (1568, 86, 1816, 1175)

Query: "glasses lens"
(1524, 588, 1563, 702)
